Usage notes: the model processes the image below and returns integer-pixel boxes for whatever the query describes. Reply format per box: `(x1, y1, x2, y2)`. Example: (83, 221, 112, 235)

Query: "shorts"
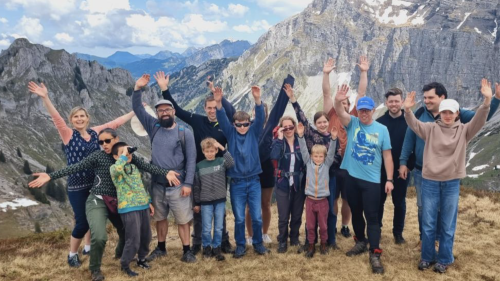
(259, 158, 275, 188)
(151, 183, 193, 225)
(335, 169, 348, 199)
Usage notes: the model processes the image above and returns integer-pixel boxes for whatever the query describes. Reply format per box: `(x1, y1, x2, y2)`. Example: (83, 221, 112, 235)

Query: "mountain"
(74, 52, 118, 69)
(151, 50, 184, 60)
(182, 47, 200, 57)
(106, 51, 142, 65)
(123, 57, 186, 79)
(185, 40, 252, 67)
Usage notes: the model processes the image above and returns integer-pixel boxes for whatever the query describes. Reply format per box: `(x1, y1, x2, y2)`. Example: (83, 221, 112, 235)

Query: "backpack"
(150, 123, 186, 169)
(406, 107, 425, 171)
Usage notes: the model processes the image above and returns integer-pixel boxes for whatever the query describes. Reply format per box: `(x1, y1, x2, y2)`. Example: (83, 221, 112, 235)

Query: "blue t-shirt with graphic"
(341, 116, 391, 184)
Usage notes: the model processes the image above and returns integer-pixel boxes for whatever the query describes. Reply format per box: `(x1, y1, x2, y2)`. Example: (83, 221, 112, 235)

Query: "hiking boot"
(136, 259, 151, 269)
(290, 240, 300, 247)
(192, 244, 202, 255)
(418, 260, 435, 271)
(203, 246, 213, 258)
(327, 242, 339, 250)
(305, 244, 315, 258)
(91, 270, 105, 281)
(433, 263, 447, 273)
(121, 267, 138, 277)
(82, 248, 90, 256)
(346, 239, 368, 257)
(277, 242, 288, 254)
(369, 249, 384, 274)
(181, 250, 197, 263)
(221, 240, 234, 254)
(212, 247, 225, 261)
(146, 247, 167, 262)
(320, 243, 329, 255)
(394, 234, 406, 245)
(341, 226, 352, 238)
(253, 243, 270, 255)
(233, 245, 247, 259)
(68, 254, 82, 268)
(297, 242, 309, 254)
(262, 234, 272, 244)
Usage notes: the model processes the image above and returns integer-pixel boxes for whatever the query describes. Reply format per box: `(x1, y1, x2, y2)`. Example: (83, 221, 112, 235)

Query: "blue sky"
(0, 0, 313, 57)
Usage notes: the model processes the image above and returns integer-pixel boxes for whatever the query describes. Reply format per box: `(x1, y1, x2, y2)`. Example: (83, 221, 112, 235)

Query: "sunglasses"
(98, 138, 114, 145)
(282, 125, 295, 132)
(234, 122, 250, 128)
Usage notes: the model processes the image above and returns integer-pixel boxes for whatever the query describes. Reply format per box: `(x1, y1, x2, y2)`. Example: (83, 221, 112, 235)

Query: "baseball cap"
(357, 96, 375, 110)
(439, 99, 459, 113)
(154, 99, 174, 108)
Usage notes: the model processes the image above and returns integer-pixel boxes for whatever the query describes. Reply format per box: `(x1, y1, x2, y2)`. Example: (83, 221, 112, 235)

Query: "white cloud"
(4, 0, 76, 21)
(80, 0, 130, 14)
(233, 20, 271, 33)
(233, 24, 253, 33)
(0, 39, 11, 47)
(42, 40, 54, 46)
(13, 16, 43, 41)
(204, 3, 248, 17)
(0, 18, 8, 24)
(255, 0, 312, 16)
(55, 32, 74, 44)
(228, 4, 249, 16)
(208, 3, 221, 13)
(181, 14, 227, 33)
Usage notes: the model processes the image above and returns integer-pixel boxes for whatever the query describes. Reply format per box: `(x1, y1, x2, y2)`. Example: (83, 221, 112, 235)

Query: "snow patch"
(393, 0, 412, 6)
(466, 149, 483, 167)
(491, 18, 498, 43)
(474, 27, 482, 34)
(467, 174, 480, 178)
(485, 131, 492, 136)
(314, 10, 321, 15)
(0, 198, 38, 212)
(436, 7, 440, 12)
(472, 164, 489, 171)
(456, 13, 471, 30)
(376, 7, 412, 25)
(376, 103, 385, 110)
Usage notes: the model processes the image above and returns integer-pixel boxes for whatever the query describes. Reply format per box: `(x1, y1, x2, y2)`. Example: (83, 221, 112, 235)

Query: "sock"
(69, 252, 77, 258)
(183, 245, 190, 254)
(158, 242, 166, 251)
(84, 245, 91, 252)
(342, 225, 348, 228)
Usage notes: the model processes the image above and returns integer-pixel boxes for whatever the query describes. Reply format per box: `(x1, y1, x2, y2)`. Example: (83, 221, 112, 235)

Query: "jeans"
(421, 178, 460, 265)
(68, 188, 91, 239)
(275, 186, 305, 244)
(192, 210, 229, 246)
(230, 176, 263, 246)
(201, 202, 226, 248)
(414, 169, 441, 240)
(379, 174, 409, 236)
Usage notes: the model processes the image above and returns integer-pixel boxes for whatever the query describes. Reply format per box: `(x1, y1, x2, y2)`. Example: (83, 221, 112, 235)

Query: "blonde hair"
(68, 106, 90, 128)
(201, 137, 217, 151)
(279, 116, 297, 133)
(311, 144, 327, 157)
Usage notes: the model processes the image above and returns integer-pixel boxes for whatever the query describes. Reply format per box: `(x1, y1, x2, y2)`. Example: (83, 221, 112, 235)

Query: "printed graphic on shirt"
(351, 127, 378, 165)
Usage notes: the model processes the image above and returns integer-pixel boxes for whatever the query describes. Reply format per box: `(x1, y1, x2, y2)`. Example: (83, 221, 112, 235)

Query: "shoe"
(121, 267, 138, 277)
(192, 244, 202, 255)
(146, 247, 167, 262)
(320, 243, 329, 255)
(418, 260, 435, 270)
(394, 234, 406, 245)
(433, 263, 447, 273)
(253, 243, 270, 255)
(369, 249, 384, 274)
(346, 239, 368, 257)
(305, 244, 315, 258)
(290, 240, 300, 247)
(212, 247, 225, 261)
(82, 248, 90, 256)
(221, 240, 234, 254)
(91, 270, 105, 281)
(203, 246, 213, 258)
(246, 237, 253, 246)
(262, 234, 272, 244)
(67, 254, 81, 268)
(277, 242, 288, 254)
(233, 245, 247, 259)
(181, 250, 197, 263)
(341, 226, 352, 238)
(297, 242, 309, 254)
(327, 242, 339, 250)
(136, 259, 151, 269)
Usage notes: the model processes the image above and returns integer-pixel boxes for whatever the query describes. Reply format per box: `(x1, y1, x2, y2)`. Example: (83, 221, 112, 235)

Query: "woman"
(403, 79, 492, 274)
(28, 81, 136, 268)
(270, 116, 304, 253)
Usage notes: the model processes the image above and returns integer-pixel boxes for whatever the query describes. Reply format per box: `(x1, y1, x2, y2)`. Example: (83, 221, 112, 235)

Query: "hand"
(213, 140, 225, 151)
(277, 127, 284, 140)
(153, 71, 169, 91)
(142, 102, 148, 108)
(357, 55, 370, 72)
(335, 84, 349, 102)
(385, 181, 394, 194)
(323, 58, 336, 74)
(121, 147, 130, 157)
(28, 81, 49, 99)
(297, 122, 305, 138)
(330, 126, 338, 140)
(166, 171, 181, 186)
(251, 85, 261, 103)
(28, 173, 51, 188)
(398, 165, 409, 180)
(495, 82, 500, 99)
(149, 203, 155, 217)
(403, 91, 416, 111)
(213, 87, 223, 103)
(480, 78, 493, 100)
(180, 186, 191, 197)
(283, 83, 296, 102)
(207, 76, 215, 93)
(134, 74, 150, 91)
(193, 206, 200, 213)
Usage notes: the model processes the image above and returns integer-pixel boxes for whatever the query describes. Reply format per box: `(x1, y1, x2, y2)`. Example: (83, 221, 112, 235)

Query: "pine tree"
(16, 147, 22, 158)
(0, 150, 6, 163)
(28, 187, 50, 205)
(23, 160, 32, 174)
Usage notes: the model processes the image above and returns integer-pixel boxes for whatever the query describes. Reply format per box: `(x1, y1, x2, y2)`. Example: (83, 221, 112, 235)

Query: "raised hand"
(134, 74, 150, 91)
(330, 126, 338, 140)
(28, 173, 50, 188)
(277, 127, 284, 140)
(323, 58, 336, 74)
(166, 170, 181, 187)
(480, 78, 493, 100)
(335, 84, 350, 102)
(153, 71, 169, 91)
(297, 122, 305, 138)
(28, 81, 48, 99)
(357, 55, 370, 72)
(251, 85, 261, 102)
(213, 87, 223, 103)
(283, 83, 296, 102)
(213, 140, 225, 151)
(207, 76, 215, 93)
(403, 91, 416, 110)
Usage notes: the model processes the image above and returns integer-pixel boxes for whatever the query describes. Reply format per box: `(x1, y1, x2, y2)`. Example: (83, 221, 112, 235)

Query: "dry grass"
(1, 187, 500, 281)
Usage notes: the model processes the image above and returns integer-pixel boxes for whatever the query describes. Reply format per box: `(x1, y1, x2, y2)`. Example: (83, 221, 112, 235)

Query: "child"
(110, 142, 156, 277)
(193, 138, 234, 261)
(297, 122, 338, 258)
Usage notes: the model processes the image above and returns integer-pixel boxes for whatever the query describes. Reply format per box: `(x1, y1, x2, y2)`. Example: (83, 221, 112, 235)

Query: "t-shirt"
(340, 116, 391, 183)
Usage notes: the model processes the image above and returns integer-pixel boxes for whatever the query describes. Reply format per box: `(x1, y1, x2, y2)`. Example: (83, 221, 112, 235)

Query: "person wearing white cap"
(403, 79, 493, 274)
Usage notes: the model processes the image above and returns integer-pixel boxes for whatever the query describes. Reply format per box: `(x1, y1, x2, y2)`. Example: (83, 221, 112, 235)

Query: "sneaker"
(418, 260, 435, 271)
(369, 249, 384, 274)
(277, 242, 288, 254)
(146, 247, 167, 262)
(91, 270, 105, 281)
(221, 240, 234, 254)
(192, 244, 202, 255)
(394, 234, 406, 245)
(82, 248, 90, 256)
(262, 234, 272, 244)
(246, 237, 253, 246)
(346, 239, 368, 257)
(327, 242, 339, 250)
(341, 226, 352, 238)
(320, 243, 329, 255)
(233, 245, 247, 259)
(212, 247, 225, 261)
(203, 246, 213, 258)
(136, 259, 151, 269)
(121, 267, 138, 277)
(305, 244, 315, 258)
(67, 254, 81, 268)
(181, 250, 197, 263)
(253, 243, 270, 255)
(433, 263, 447, 274)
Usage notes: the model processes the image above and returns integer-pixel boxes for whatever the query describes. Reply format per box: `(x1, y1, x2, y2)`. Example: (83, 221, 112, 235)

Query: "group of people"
(27, 55, 500, 280)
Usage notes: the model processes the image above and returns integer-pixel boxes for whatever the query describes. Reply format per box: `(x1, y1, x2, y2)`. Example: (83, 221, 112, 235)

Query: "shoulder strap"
(178, 124, 186, 157)
(150, 123, 161, 149)
(414, 107, 425, 119)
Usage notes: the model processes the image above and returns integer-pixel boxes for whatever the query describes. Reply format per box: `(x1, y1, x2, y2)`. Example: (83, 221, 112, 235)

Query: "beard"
(159, 116, 174, 128)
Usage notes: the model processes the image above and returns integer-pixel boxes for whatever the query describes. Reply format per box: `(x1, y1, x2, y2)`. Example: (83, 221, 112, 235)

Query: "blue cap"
(357, 97, 375, 110)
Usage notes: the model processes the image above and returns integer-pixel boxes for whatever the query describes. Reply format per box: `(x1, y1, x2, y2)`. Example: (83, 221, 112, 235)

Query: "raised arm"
(208, 77, 235, 121)
(356, 55, 369, 102)
(214, 87, 234, 138)
(465, 79, 492, 141)
(324, 126, 338, 167)
(334, 84, 352, 127)
(155, 71, 195, 124)
(322, 58, 336, 113)
(270, 133, 285, 161)
(403, 92, 432, 140)
(132, 74, 158, 135)
(250, 86, 265, 137)
(92, 111, 136, 134)
(288, 86, 315, 139)
(297, 123, 310, 164)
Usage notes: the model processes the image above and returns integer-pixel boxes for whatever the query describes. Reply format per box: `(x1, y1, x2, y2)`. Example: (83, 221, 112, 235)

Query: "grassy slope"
(1, 187, 499, 281)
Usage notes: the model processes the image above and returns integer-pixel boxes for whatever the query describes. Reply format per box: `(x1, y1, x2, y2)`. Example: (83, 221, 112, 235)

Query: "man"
(334, 85, 394, 274)
(132, 74, 197, 263)
(153, 71, 234, 255)
(376, 88, 409, 245)
(399, 81, 500, 248)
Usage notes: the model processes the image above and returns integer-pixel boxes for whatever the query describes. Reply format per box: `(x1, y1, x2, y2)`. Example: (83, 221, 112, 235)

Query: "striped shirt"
(193, 151, 234, 206)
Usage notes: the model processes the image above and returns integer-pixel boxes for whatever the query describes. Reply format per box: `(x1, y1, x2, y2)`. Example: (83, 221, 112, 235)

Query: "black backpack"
(406, 107, 425, 171)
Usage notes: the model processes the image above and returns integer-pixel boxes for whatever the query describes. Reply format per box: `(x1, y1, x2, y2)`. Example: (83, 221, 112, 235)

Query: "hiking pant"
(120, 209, 151, 268)
(275, 186, 305, 244)
(306, 197, 329, 245)
(378, 173, 409, 236)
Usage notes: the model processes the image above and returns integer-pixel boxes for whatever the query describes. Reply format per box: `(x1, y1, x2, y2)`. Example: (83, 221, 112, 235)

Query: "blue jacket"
(270, 137, 304, 192)
(400, 97, 500, 169)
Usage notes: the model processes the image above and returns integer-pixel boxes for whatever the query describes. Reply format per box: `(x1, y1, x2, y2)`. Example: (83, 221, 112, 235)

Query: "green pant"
(85, 194, 125, 271)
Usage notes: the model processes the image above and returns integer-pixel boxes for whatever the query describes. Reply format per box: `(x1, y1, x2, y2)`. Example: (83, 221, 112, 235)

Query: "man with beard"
(132, 74, 197, 263)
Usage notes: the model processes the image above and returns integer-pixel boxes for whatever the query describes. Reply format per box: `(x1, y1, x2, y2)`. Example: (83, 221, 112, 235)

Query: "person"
(270, 116, 305, 253)
(110, 142, 156, 277)
(154, 72, 235, 254)
(322, 56, 368, 238)
(213, 86, 271, 258)
(132, 74, 197, 263)
(192, 138, 234, 261)
(28, 128, 177, 281)
(334, 84, 394, 274)
(375, 88, 410, 244)
(402, 79, 492, 273)
(398, 81, 500, 249)
(297, 122, 338, 258)
(27, 81, 136, 268)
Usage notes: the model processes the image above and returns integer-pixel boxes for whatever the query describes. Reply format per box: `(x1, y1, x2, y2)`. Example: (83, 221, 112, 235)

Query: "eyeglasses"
(157, 108, 174, 114)
(98, 138, 114, 145)
(282, 126, 295, 132)
(234, 122, 250, 128)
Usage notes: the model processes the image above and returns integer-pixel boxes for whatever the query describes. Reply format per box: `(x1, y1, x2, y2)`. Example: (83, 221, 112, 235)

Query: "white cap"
(439, 99, 459, 113)
(131, 105, 156, 136)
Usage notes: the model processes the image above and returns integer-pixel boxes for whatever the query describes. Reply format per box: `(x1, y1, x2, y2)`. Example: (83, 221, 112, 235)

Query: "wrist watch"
(387, 179, 394, 183)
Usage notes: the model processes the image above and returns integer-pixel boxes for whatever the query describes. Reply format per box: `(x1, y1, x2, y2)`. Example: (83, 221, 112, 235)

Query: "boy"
(213, 86, 270, 258)
(297, 122, 338, 258)
(193, 138, 234, 261)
